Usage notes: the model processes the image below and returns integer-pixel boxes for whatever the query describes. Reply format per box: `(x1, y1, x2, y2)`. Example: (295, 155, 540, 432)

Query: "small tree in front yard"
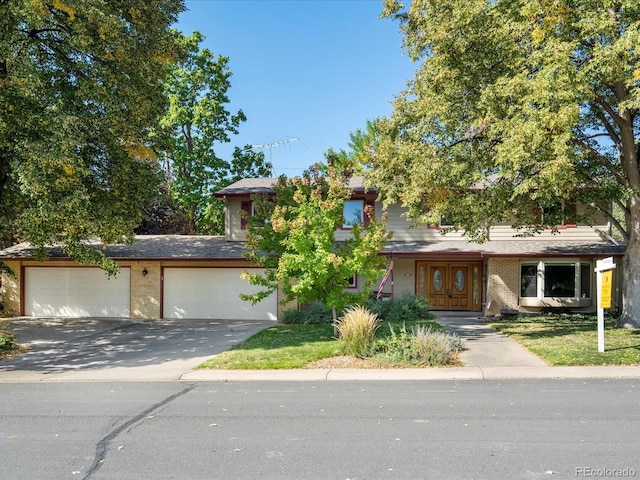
(241, 153, 392, 325)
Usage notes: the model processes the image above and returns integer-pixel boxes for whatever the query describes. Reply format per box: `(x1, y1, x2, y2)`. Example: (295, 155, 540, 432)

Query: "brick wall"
(0, 260, 21, 317)
(130, 261, 161, 319)
(486, 258, 519, 312)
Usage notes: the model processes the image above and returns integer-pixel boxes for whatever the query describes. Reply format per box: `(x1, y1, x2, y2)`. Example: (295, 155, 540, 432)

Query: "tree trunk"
(332, 307, 338, 338)
(617, 200, 640, 328)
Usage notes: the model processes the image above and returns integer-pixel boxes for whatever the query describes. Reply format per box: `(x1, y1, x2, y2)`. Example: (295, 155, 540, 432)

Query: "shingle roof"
(0, 235, 249, 260)
(383, 239, 626, 257)
(214, 178, 278, 197)
(0, 235, 624, 261)
(214, 176, 374, 197)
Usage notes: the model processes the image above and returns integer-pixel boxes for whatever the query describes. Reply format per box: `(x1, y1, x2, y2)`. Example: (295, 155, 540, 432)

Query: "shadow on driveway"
(0, 317, 274, 374)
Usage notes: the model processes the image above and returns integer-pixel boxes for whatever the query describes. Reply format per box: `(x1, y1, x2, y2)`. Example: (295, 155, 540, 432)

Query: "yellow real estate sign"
(601, 270, 613, 309)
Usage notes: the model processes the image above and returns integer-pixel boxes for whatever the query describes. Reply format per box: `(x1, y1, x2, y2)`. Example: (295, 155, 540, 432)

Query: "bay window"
(520, 261, 592, 304)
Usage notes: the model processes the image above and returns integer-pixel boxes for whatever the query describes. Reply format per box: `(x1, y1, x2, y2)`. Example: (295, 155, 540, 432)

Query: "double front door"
(416, 261, 482, 311)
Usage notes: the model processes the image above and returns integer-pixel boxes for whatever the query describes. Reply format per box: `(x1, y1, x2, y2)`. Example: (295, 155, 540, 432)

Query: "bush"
(365, 294, 433, 323)
(0, 330, 18, 354)
(373, 323, 463, 366)
(334, 306, 380, 358)
(281, 295, 433, 325)
(280, 303, 333, 325)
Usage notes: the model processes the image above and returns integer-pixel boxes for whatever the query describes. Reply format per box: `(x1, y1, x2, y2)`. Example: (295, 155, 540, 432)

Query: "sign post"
(594, 257, 616, 353)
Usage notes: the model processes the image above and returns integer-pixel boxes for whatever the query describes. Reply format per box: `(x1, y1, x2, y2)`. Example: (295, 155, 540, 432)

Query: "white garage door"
(24, 267, 130, 318)
(163, 268, 277, 320)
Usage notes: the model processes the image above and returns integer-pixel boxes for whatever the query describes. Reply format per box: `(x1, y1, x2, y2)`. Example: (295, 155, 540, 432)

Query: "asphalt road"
(2, 379, 638, 480)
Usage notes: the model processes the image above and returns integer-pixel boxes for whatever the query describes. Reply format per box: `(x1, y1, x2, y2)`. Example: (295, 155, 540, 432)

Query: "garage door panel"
(163, 268, 277, 320)
(25, 267, 130, 318)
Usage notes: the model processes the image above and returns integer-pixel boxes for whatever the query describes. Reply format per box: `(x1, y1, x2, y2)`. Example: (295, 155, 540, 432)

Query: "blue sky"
(176, 0, 416, 177)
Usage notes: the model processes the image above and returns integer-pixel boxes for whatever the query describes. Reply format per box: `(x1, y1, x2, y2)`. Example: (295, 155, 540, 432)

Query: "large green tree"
(242, 154, 392, 324)
(369, 0, 640, 327)
(160, 31, 271, 235)
(0, 0, 184, 272)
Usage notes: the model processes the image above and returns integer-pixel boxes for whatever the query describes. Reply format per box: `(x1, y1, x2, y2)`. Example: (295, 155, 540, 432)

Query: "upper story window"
(540, 200, 578, 228)
(240, 201, 253, 230)
(426, 213, 454, 229)
(342, 200, 364, 229)
(439, 214, 454, 228)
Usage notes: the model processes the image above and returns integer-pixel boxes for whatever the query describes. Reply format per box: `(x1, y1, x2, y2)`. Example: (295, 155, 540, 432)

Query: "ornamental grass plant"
(334, 305, 381, 358)
(373, 323, 463, 366)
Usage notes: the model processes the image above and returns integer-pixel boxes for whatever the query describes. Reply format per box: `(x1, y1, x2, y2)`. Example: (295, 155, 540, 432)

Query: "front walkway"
(433, 312, 548, 368)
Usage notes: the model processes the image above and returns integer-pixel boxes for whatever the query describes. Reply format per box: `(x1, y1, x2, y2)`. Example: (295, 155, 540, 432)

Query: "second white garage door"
(162, 268, 277, 320)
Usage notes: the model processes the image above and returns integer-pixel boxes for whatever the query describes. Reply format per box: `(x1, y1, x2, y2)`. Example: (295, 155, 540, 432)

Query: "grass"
(198, 320, 443, 370)
(198, 324, 341, 369)
(491, 314, 640, 366)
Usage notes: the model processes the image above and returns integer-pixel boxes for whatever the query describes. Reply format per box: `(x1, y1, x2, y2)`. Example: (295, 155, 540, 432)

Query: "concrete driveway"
(0, 317, 275, 381)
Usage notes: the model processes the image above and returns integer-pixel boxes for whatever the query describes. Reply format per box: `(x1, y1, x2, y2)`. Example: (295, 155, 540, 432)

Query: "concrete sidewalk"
(434, 313, 549, 368)
(1, 313, 638, 382)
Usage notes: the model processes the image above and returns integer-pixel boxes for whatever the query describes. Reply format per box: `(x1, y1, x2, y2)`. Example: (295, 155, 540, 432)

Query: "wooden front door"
(416, 261, 482, 311)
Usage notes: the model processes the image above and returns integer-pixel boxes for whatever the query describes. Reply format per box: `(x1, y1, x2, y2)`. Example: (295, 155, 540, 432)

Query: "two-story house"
(0, 176, 625, 321)
(214, 176, 626, 317)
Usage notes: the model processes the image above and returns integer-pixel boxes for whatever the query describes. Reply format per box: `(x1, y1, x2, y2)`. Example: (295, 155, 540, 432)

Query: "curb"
(180, 366, 640, 382)
(3, 365, 638, 383)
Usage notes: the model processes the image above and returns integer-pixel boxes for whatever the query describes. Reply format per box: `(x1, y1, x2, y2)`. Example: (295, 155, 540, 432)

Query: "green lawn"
(490, 314, 640, 366)
(198, 320, 443, 369)
(198, 324, 340, 369)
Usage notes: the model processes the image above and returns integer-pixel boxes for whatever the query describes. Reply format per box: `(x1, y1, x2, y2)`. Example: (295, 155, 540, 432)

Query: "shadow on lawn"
(604, 344, 640, 352)
(491, 314, 624, 339)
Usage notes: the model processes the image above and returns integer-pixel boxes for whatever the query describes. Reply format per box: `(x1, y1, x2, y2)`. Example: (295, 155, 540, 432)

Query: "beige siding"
(383, 204, 466, 241)
(226, 199, 249, 242)
(487, 225, 608, 241)
(390, 257, 417, 297)
(225, 196, 611, 244)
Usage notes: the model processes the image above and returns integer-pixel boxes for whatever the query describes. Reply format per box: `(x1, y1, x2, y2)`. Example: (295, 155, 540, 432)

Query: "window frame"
(240, 200, 253, 230)
(342, 199, 365, 229)
(519, 260, 592, 307)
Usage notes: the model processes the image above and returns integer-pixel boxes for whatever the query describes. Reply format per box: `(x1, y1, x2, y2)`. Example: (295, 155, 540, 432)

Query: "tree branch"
(591, 99, 621, 146)
(571, 137, 627, 186)
(26, 27, 66, 38)
(594, 93, 625, 132)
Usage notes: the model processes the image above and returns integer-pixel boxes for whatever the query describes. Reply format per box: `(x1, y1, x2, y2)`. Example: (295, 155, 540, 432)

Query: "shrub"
(365, 294, 433, 323)
(0, 330, 18, 354)
(373, 323, 463, 366)
(334, 305, 380, 358)
(280, 303, 333, 324)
